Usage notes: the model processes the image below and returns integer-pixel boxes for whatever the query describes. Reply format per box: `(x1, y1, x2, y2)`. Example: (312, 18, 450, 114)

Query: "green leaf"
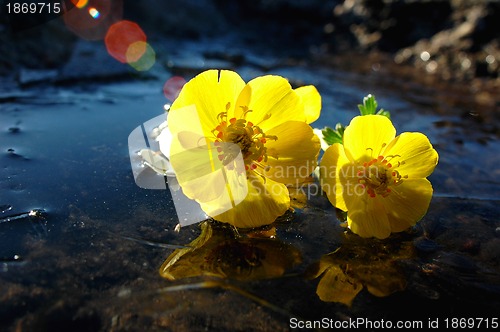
(376, 109, 391, 119)
(322, 125, 344, 145)
(334, 123, 345, 138)
(358, 94, 377, 115)
(357, 94, 391, 119)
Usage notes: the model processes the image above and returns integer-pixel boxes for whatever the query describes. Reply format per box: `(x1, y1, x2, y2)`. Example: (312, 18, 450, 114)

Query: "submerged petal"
(344, 115, 396, 162)
(264, 121, 320, 184)
(383, 132, 438, 179)
(294, 85, 322, 124)
(316, 265, 363, 306)
(210, 173, 290, 229)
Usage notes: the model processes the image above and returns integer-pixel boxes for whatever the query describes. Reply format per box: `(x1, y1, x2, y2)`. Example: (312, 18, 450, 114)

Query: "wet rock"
(320, 0, 500, 83)
(17, 69, 59, 87)
(394, 1, 500, 81)
(332, 0, 453, 52)
(57, 41, 137, 83)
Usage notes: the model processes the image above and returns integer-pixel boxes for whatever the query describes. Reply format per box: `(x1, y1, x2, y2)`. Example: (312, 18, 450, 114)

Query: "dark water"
(1, 40, 499, 331)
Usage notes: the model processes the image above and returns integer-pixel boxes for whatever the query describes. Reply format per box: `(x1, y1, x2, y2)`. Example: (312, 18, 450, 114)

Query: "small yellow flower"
(168, 69, 321, 228)
(319, 115, 438, 239)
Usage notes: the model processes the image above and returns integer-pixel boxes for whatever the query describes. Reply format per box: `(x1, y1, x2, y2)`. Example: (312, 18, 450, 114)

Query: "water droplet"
(8, 127, 20, 134)
(426, 61, 438, 73)
(6, 148, 24, 159)
(0, 205, 13, 214)
(420, 51, 430, 62)
(461, 58, 471, 70)
(323, 23, 335, 34)
(485, 54, 495, 64)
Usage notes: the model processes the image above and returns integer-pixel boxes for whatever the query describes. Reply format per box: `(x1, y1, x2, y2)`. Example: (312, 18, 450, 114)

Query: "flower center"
(212, 103, 276, 172)
(356, 155, 407, 198)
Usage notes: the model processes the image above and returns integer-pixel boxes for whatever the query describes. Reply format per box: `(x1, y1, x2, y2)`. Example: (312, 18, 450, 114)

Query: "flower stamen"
(212, 106, 277, 173)
(357, 154, 407, 198)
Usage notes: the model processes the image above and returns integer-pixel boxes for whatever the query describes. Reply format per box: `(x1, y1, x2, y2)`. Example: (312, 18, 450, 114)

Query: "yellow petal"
(169, 144, 234, 203)
(347, 196, 392, 239)
(316, 266, 363, 306)
(159, 221, 214, 281)
(209, 173, 290, 229)
(236, 75, 305, 131)
(382, 178, 434, 232)
(383, 132, 439, 179)
(170, 69, 245, 136)
(357, 265, 407, 297)
(343, 115, 396, 163)
(319, 143, 352, 211)
(263, 121, 321, 184)
(294, 85, 321, 124)
(170, 131, 248, 211)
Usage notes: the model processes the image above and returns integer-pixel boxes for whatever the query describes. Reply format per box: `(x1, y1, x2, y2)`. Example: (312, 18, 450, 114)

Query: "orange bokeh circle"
(105, 20, 147, 64)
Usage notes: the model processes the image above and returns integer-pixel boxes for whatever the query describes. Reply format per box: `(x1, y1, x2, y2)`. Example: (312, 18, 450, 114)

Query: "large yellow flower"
(168, 69, 321, 228)
(319, 115, 438, 239)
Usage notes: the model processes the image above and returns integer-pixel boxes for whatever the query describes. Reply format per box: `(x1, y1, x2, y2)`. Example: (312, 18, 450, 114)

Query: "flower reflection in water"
(160, 221, 302, 281)
(305, 232, 415, 306)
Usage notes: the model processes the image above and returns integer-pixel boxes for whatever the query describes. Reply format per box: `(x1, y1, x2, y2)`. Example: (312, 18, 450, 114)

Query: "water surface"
(1, 42, 499, 331)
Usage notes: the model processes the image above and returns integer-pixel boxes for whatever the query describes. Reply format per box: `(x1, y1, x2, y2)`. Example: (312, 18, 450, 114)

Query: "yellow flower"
(168, 69, 321, 228)
(319, 115, 438, 239)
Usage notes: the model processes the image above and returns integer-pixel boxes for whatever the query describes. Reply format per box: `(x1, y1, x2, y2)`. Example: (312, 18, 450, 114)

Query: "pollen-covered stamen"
(357, 153, 407, 198)
(212, 106, 277, 172)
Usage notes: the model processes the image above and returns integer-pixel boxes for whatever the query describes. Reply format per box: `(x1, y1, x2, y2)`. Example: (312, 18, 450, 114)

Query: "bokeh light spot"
(128, 43, 156, 72)
(125, 41, 147, 63)
(88, 7, 100, 19)
(420, 51, 430, 62)
(63, 0, 122, 40)
(71, 0, 88, 9)
(105, 20, 147, 64)
(163, 76, 186, 102)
